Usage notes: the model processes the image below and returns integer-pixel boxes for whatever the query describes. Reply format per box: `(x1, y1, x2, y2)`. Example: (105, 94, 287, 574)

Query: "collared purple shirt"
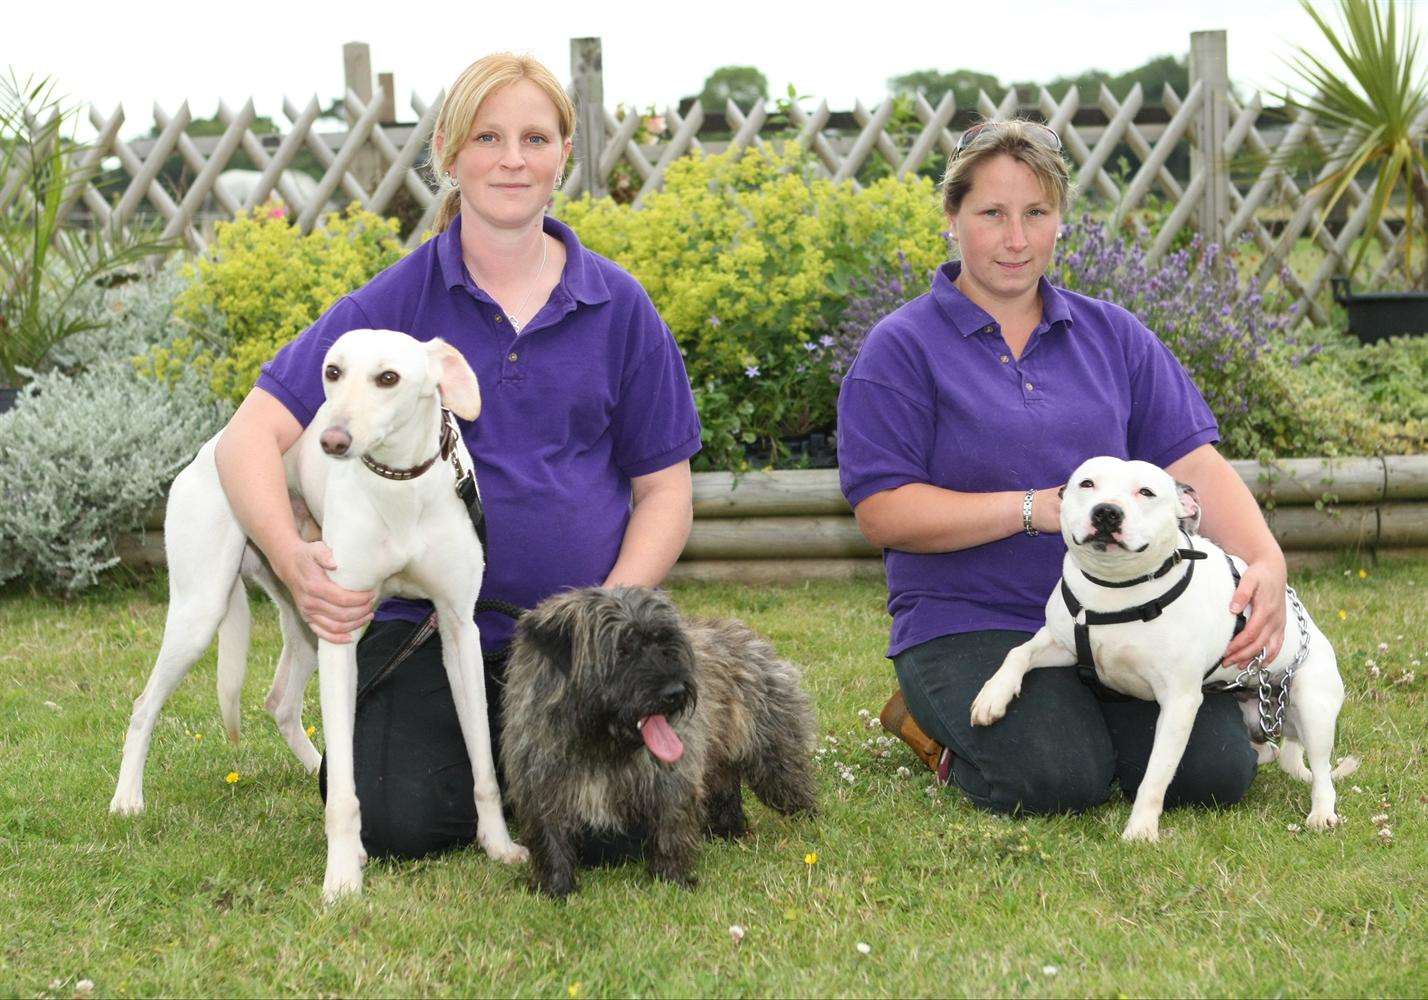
(837, 261, 1219, 658)
(257, 214, 701, 650)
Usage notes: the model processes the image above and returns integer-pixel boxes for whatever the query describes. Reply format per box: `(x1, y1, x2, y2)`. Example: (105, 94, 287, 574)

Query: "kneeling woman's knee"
(1169, 738, 1258, 808)
(967, 751, 1115, 816)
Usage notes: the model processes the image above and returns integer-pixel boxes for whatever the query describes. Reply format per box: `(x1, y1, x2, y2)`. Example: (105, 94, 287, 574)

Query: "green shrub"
(0, 362, 230, 593)
(558, 145, 945, 470)
(159, 203, 404, 403)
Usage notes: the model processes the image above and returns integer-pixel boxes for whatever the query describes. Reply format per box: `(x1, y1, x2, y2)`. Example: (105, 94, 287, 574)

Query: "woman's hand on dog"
(279, 539, 376, 643)
(1222, 556, 1288, 668)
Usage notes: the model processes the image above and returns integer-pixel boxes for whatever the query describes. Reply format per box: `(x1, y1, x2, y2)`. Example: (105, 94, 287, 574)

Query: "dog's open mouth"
(637, 715, 684, 764)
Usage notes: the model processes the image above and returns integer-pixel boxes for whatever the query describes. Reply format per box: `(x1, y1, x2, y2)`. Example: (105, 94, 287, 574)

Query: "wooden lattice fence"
(39, 31, 1424, 325)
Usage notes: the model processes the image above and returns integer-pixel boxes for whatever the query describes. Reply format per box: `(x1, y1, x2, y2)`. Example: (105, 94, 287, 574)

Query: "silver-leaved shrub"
(0, 361, 230, 593)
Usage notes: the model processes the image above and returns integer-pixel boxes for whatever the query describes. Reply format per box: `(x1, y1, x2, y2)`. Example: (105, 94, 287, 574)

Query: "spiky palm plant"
(1284, 0, 1428, 289)
(0, 72, 171, 387)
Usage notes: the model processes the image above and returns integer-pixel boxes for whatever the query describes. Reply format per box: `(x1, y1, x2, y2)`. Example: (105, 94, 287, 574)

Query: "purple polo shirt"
(837, 261, 1218, 658)
(257, 214, 701, 650)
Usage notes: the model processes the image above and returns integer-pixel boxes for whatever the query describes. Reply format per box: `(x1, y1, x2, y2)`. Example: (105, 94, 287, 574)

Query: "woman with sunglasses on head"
(837, 120, 1286, 816)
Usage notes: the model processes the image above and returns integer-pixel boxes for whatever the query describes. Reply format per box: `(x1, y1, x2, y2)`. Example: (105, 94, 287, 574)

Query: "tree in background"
(890, 55, 1189, 107)
(697, 65, 770, 112)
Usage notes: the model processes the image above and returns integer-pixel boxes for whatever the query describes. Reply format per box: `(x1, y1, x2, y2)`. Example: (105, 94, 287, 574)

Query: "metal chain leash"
(1227, 586, 1311, 741)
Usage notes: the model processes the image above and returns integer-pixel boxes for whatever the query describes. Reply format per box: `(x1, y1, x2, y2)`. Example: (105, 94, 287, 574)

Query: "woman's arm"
(852, 482, 1063, 552)
(1166, 443, 1287, 668)
(602, 460, 694, 588)
(215, 387, 375, 643)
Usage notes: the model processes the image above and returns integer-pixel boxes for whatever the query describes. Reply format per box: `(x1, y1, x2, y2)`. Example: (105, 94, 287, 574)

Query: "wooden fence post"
(571, 37, 607, 199)
(343, 41, 382, 201)
(1191, 30, 1230, 247)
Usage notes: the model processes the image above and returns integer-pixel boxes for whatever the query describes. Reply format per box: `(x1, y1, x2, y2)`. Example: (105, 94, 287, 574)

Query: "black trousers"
(893, 630, 1258, 815)
(317, 618, 644, 861)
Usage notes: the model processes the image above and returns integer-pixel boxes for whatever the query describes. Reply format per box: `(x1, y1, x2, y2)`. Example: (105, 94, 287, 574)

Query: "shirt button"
(983, 325, 994, 334)
(1025, 382, 1034, 391)
(493, 314, 504, 324)
(999, 354, 1010, 364)
(508, 352, 519, 362)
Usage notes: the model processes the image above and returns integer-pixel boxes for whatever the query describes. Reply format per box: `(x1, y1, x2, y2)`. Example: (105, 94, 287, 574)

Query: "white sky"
(7, 0, 1415, 138)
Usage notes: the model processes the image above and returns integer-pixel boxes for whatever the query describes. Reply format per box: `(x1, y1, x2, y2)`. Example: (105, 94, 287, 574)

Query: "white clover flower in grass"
(856, 942, 872, 955)
(1286, 823, 1302, 832)
(1372, 813, 1390, 824)
(1378, 827, 1394, 842)
(729, 924, 745, 944)
(76, 981, 94, 994)
(896, 766, 912, 778)
(857, 708, 870, 719)
(1042, 965, 1059, 976)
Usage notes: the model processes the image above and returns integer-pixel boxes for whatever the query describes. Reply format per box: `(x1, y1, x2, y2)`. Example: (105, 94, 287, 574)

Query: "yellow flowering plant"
(559, 145, 944, 470)
(148, 203, 405, 403)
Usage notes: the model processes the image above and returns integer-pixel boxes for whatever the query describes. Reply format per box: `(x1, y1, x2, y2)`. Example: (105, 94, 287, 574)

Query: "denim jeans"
(893, 630, 1258, 815)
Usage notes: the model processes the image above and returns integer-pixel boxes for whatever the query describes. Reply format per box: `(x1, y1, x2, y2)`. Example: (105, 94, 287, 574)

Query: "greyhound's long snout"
(320, 426, 353, 457)
(1090, 502, 1124, 533)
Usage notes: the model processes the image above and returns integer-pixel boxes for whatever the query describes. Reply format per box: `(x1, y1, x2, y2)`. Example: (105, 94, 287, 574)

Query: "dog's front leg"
(1122, 686, 1202, 843)
(970, 627, 1076, 726)
(647, 782, 701, 889)
(528, 820, 581, 899)
(436, 609, 528, 865)
(317, 638, 367, 901)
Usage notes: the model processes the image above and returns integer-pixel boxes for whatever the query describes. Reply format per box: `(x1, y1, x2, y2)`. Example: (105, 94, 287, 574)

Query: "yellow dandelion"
(1358, 568, 1369, 579)
(225, 771, 240, 784)
(567, 983, 582, 998)
(804, 851, 818, 866)
(306, 725, 316, 737)
(1338, 610, 1348, 620)
(193, 732, 203, 743)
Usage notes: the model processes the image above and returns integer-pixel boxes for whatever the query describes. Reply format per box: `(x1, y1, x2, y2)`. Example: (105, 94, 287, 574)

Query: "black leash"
(355, 600, 528, 707)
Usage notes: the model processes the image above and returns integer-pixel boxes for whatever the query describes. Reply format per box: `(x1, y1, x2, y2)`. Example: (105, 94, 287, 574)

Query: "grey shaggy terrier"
(501, 586, 818, 898)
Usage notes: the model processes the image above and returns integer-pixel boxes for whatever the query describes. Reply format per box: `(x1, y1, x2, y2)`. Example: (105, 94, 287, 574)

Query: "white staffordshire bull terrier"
(969, 455, 1356, 842)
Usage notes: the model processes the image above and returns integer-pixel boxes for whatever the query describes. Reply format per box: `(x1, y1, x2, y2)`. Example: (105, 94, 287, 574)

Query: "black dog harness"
(1065, 533, 1249, 691)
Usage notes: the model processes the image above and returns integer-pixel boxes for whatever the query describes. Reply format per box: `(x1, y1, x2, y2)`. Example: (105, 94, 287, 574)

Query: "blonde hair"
(430, 52, 577, 232)
(940, 119, 1073, 217)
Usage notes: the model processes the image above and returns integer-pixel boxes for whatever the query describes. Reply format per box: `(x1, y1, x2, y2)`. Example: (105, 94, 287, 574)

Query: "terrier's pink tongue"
(640, 714, 684, 763)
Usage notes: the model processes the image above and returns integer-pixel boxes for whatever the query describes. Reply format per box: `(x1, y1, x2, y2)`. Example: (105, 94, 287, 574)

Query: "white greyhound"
(109, 329, 527, 900)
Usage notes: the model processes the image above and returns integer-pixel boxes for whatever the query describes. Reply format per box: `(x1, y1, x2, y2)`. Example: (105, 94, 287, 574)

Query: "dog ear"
(1175, 481, 1203, 534)
(518, 602, 577, 677)
(426, 339, 481, 420)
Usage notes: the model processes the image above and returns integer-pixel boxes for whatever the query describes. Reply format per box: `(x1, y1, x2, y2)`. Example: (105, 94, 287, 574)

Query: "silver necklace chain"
(469, 235, 548, 333)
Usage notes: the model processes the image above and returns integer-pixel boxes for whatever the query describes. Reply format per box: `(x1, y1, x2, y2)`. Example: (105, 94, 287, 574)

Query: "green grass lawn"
(2, 558, 1425, 997)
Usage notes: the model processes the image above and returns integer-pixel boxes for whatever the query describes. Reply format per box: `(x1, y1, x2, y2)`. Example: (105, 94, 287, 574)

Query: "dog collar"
(1080, 532, 1208, 589)
(360, 411, 456, 482)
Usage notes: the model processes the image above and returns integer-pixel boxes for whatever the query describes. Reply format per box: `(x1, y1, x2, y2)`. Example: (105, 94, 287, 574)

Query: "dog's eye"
(1138, 487, 1157, 498)
(1079, 479, 1094, 489)
(376, 370, 400, 388)
(324, 365, 341, 382)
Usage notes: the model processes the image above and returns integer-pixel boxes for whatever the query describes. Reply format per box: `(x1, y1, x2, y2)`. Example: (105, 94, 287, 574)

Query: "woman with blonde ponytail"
(211, 52, 700, 863)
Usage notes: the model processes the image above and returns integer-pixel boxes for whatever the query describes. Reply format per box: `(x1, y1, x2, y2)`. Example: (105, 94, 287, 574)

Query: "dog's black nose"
(657, 681, 687, 713)
(1090, 503, 1123, 532)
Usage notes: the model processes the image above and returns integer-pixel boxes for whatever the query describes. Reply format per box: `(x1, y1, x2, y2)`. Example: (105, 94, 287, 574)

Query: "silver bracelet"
(1022, 488, 1039, 536)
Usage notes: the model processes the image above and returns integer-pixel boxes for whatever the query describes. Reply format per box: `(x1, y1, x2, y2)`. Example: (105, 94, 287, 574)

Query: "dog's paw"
(1306, 808, 1341, 831)
(322, 857, 364, 903)
(536, 872, 578, 899)
(482, 836, 530, 865)
(108, 790, 145, 816)
(969, 679, 1017, 727)
(1120, 814, 1162, 843)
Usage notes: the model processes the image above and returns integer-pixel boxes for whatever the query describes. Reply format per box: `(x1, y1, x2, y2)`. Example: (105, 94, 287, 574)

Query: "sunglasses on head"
(954, 120, 1063, 156)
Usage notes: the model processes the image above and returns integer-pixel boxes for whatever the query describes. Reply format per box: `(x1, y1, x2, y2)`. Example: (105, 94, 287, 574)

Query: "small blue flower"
(744, 365, 760, 378)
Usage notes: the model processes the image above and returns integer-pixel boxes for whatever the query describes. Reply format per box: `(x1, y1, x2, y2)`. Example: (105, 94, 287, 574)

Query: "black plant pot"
(1332, 277, 1428, 345)
(0, 386, 19, 415)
